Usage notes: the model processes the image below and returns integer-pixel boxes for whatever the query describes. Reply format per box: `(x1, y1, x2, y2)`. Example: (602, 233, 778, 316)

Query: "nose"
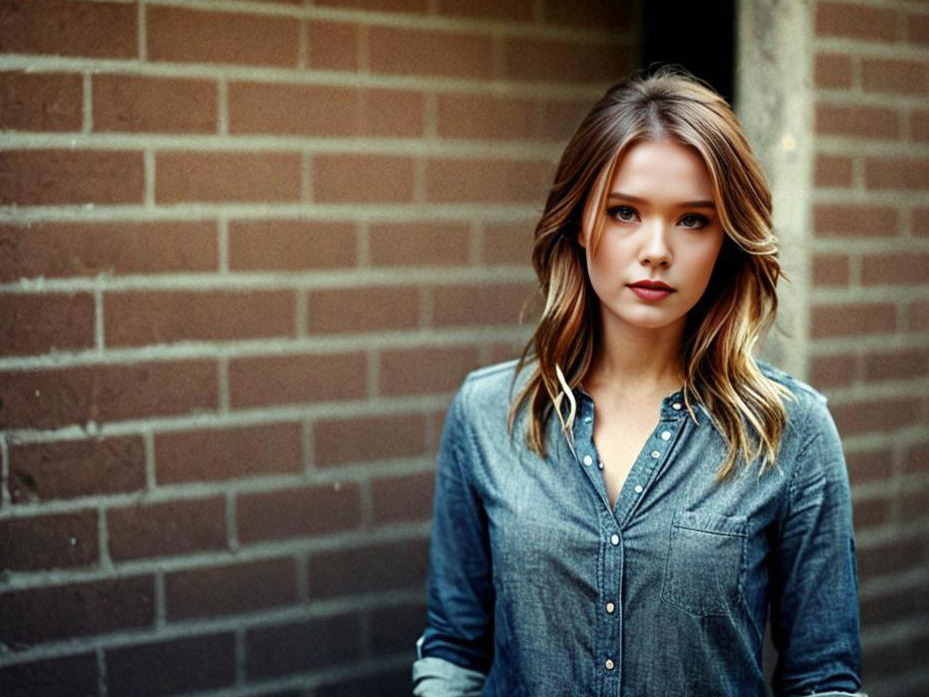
(638, 218, 672, 267)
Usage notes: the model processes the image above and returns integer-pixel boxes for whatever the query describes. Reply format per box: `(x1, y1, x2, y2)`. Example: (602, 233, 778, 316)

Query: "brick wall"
(0, 0, 637, 694)
(810, 1, 929, 695)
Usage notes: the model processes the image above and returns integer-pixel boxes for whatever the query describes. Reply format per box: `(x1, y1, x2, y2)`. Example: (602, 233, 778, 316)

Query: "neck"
(584, 314, 685, 399)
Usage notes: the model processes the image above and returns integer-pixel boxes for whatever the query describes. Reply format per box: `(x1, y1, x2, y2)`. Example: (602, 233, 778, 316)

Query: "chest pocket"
(660, 509, 748, 617)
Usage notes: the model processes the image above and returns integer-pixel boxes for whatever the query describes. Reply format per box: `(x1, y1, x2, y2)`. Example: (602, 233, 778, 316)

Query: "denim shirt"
(412, 358, 865, 697)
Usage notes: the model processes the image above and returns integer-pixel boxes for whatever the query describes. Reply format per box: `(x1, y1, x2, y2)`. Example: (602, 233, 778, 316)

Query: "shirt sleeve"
(769, 394, 866, 697)
(412, 384, 493, 696)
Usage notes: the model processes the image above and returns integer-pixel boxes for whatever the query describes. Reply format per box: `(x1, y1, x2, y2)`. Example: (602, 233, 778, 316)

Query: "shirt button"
(583, 455, 593, 466)
(606, 602, 615, 614)
(672, 402, 682, 410)
(634, 485, 643, 494)
(650, 450, 661, 458)
(605, 658, 615, 670)
(610, 533, 619, 546)
(661, 430, 671, 441)
(597, 459, 604, 470)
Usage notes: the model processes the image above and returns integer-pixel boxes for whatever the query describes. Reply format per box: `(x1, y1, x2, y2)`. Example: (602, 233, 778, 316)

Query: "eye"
(680, 213, 710, 229)
(608, 205, 638, 223)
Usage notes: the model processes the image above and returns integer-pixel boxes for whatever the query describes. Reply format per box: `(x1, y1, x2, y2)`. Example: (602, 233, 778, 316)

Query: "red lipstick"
(627, 279, 675, 301)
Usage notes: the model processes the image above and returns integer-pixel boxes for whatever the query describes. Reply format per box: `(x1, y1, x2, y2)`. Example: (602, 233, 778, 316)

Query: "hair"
(507, 64, 797, 482)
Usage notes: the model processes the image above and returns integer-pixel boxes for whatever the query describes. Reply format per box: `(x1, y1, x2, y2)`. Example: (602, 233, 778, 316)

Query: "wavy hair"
(507, 65, 796, 482)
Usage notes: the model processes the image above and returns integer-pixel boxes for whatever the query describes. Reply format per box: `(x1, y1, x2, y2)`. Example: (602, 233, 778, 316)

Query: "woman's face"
(578, 138, 726, 337)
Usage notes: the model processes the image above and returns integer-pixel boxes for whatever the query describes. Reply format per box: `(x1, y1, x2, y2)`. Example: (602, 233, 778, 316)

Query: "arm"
(412, 385, 493, 696)
(770, 395, 867, 697)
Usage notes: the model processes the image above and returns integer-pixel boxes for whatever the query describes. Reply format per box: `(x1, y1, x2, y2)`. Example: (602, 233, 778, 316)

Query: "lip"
(628, 280, 675, 291)
(628, 286, 674, 301)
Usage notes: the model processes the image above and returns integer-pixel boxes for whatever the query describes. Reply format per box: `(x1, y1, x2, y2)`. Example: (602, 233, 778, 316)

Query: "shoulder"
(755, 357, 830, 433)
(449, 358, 533, 434)
(754, 358, 845, 479)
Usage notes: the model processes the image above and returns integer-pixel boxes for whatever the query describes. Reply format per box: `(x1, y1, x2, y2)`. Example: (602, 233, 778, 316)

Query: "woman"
(412, 66, 865, 697)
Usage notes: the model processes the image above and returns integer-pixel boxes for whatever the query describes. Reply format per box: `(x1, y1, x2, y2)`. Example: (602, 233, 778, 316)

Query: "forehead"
(609, 138, 714, 198)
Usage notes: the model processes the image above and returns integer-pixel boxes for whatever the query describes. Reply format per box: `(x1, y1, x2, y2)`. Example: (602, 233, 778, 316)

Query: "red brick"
(910, 300, 929, 331)
(902, 482, 929, 524)
(369, 26, 493, 79)
(865, 156, 929, 190)
(861, 58, 929, 95)
(810, 353, 857, 388)
(165, 558, 297, 621)
(483, 220, 535, 264)
(542, 0, 635, 28)
(0, 72, 82, 131)
(0, 511, 98, 571)
(369, 221, 470, 267)
(913, 207, 929, 235)
(246, 614, 363, 679)
(316, 670, 411, 697)
(0, 150, 144, 206)
(502, 36, 630, 83)
(912, 109, 929, 141)
(903, 441, 929, 475)
(371, 471, 435, 524)
(155, 422, 303, 484)
(862, 346, 929, 381)
(853, 495, 892, 530)
(432, 281, 533, 327)
(812, 252, 850, 287)
(230, 82, 357, 136)
(107, 496, 227, 561)
(810, 301, 897, 338)
(538, 98, 592, 141)
(814, 1, 898, 41)
(0, 292, 95, 357)
(813, 204, 898, 237)
(93, 74, 217, 134)
(815, 102, 899, 139)
(438, 93, 539, 141)
(0, 654, 98, 697)
(313, 154, 415, 203)
(0, 0, 137, 59)
(438, 0, 533, 20)
(0, 221, 218, 282)
(308, 537, 428, 597)
(426, 157, 551, 203)
(147, 6, 299, 67)
(307, 21, 359, 72)
(306, 285, 420, 334)
(0, 576, 154, 645)
(379, 345, 480, 396)
(156, 151, 301, 203)
(229, 220, 356, 271)
(845, 446, 894, 484)
(105, 289, 294, 347)
(106, 633, 235, 697)
(369, 602, 427, 657)
(814, 153, 853, 188)
(830, 396, 923, 436)
(9, 436, 146, 504)
(361, 88, 425, 138)
(0, 360, 218, 430)
(860, 586, 920, 626)
(810, 303, 897, 339)
(228, 351, 368, 409)
(861, 252, 929, 286)
(314, 412, 427, 467)
(906, 10, 929, 44)
(315, 0, 427, 10)
(814, 53, 853, 89)
(857, 535, 926, 579)
(236, 483, 361, 544)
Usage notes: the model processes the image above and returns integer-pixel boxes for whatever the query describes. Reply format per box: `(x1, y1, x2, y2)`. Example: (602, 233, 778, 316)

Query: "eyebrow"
(607, 192, 716, 209)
